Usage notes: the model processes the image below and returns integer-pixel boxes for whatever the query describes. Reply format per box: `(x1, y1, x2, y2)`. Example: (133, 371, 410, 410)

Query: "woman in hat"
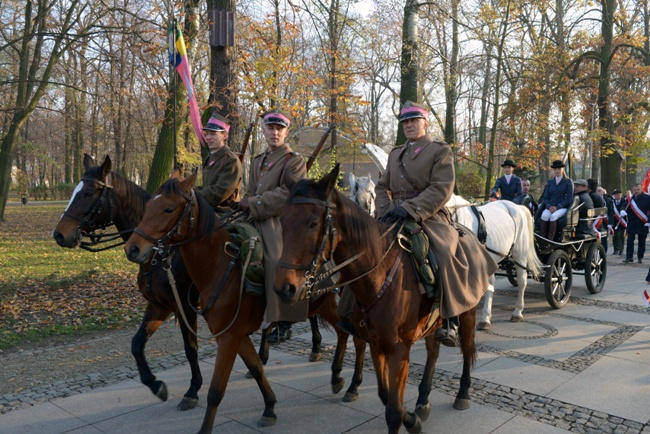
(539, 159, 574, 240)
(489, 159, 522, 202)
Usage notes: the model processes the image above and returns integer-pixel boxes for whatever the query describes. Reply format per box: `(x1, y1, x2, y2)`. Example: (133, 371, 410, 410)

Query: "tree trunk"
(443, 0, 459, 145)
(397, 0, 420, 146)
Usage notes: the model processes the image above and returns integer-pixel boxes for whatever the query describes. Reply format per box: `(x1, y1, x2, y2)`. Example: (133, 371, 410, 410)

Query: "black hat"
(203, 114, 230, 132)
(550, 159, 565, 169)
(612, 189, 622, 195)
(501, 159, 516, 168)
(398, 101, 429, 122)
(261, 109, 291, 128)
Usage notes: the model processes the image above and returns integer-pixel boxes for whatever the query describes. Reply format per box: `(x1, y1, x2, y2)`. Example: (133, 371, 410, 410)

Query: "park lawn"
(0, 203, 144, 349)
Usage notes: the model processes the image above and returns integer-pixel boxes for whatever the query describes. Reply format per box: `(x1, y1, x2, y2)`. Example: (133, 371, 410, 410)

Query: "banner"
(169, 22, 206, 147)
(641, 168, 650, 194)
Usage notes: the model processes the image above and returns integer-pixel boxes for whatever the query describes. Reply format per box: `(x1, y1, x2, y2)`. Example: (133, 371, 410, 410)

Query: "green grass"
(0, 203, 144, 350)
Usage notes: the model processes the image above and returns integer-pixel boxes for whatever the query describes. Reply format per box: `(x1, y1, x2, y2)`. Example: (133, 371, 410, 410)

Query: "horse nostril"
(127, 245, 140, 261)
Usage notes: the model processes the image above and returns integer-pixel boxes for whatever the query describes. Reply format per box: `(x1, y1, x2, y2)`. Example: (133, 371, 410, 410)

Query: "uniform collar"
(399, 135, 432, 159)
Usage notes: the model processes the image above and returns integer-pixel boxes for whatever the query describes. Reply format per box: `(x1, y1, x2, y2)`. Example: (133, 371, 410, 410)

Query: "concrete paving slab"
(0, 401, 86, 434)
(492, 415, 571, 433)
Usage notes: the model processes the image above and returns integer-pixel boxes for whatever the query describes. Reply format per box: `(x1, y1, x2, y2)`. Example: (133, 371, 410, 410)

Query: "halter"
(133, 189, 196, 266)
(63, 177, 115, 231)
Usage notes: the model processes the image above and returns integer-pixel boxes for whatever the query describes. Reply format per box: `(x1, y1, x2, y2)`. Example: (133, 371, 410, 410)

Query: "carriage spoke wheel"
(505, 261, 518, 287)
(584, 242, 607, 294)
(544, 250, 572, 309)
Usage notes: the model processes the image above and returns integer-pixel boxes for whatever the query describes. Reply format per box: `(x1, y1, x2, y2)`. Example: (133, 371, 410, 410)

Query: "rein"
(276, 196, 399, 299)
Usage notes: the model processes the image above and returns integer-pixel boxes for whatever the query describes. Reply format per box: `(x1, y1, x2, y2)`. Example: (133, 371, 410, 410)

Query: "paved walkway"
(2, 258, 650, 433)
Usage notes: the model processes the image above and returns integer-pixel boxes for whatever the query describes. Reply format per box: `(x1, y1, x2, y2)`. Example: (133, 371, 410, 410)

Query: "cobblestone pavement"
(2, 261, 650, 433)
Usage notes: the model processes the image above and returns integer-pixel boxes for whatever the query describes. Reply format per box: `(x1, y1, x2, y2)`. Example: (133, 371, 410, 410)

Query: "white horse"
(351, 179, 542, 329)
(446, 196, 542, 329)
(349, 172, 376, 217)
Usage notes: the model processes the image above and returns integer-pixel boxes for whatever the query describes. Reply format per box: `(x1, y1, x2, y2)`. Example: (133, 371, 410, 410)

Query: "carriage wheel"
(544, 250, 573, 309)
(584, 242, 607, 294)
(505, 261, 518, 287)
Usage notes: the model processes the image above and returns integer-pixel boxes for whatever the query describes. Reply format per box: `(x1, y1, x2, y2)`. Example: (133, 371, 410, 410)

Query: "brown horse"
(52, 154, 202, 411)
(275, 164, 479, 434)
(124, 171, 365, 433)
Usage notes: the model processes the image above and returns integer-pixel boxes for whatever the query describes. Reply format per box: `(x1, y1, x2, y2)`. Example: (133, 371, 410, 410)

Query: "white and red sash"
(613, 205, 627, 229)
(629, 197, 649, 224)
(592, 215, 603, 240)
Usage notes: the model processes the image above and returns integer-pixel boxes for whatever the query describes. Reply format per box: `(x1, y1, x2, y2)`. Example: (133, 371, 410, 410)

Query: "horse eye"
(164, 208, 174, 214)
(308, 220, 319, 229)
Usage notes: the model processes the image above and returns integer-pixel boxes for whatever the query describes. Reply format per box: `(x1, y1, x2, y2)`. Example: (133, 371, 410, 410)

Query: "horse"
(123, 170, 366, 433)
(446, 195, 543, 329)
(52, 154, 203, 411)
(351, 179, 543, 329)
(275, 164, 479, 434)
(349, 172, 376, 217)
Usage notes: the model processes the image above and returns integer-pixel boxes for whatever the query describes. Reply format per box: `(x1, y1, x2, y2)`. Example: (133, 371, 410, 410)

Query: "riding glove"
(380, 206, 408, 224)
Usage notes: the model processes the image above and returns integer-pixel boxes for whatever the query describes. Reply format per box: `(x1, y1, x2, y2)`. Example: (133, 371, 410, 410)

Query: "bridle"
(132, 189, 197, 266)
(276, 195, 398, 300)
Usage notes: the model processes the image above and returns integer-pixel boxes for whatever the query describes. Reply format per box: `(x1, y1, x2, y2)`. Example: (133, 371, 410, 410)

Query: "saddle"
(398, 218, 440, 299)
(226, 221, 265, 297)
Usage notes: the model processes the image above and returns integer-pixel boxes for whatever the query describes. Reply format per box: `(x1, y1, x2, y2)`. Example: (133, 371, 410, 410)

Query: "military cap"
(398, 101, 429, 122)
(261, 109, 291, 128)
(203, 114, 230, 133)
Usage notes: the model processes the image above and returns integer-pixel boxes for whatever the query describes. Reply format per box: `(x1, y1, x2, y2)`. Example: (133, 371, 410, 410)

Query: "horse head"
(275, 164, 341, 305)
(52, 154, 115, 247)
(350, 172, 376, 217)
(124, 170, 203, 265)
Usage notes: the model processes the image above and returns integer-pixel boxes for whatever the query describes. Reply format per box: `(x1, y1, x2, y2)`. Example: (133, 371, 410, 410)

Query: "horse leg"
(477, 280, 495, 330)
(385, 344, 419, 434)
(246, 326, 270, 379)
(511, 267, 527, 322)
(412, 334, 440, 421)
(309, 315, 323, 362)
(196, 335, 240, 434)
(344, 337, 366, 402)
(131, 302, 170, 403)
(176, 307, 202, 410)
(237, 335, 277, 427)
(454, 307, 478, 410)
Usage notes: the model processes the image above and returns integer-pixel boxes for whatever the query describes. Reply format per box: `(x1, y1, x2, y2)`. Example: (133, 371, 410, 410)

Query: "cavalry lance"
(306, 124, 336, 171)
(238, 121, 256, 164)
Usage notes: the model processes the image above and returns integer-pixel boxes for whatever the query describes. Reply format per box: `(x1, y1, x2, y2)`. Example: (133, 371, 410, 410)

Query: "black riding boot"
(539, 219, 549, 239)
(434, 317, 460, 347)
(547, 220, 558, 242)
(268, 321, 292, 344)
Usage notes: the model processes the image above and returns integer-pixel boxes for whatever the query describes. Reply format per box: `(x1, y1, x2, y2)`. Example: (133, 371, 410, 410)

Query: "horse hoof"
(343, 391, 359, 402)
(245, 370, 254, 379)
(332, 379, 345, 395)
(177, 397, 199, 411)
(309, 352, 323, 362)
(414, 402, 431, 421)
(510, 315, 523, 323)
(476, 321, 490, 331)
(155, 382, 168, 402)
(404, 412, 422, 434)
(453, 398, 471, 410)
(257, 415, 277, 427)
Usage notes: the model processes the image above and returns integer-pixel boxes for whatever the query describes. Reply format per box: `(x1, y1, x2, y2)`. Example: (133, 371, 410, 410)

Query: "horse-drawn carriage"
(499, 197, 608, 309)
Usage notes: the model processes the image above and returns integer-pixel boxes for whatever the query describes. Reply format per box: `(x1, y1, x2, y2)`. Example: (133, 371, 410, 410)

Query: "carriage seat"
(574, 207, 608, 240)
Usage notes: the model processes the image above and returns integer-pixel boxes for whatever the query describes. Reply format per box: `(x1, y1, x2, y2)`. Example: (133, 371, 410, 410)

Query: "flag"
(643, 288, 650, 307)
(169, 22, 206, 147)
(641, 168, 650, 194)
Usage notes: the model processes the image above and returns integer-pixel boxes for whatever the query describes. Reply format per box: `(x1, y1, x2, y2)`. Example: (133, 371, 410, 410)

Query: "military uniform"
(196, 146, 242, 213)
(374, 134, 498, 319)
(245, 143, 307, 323)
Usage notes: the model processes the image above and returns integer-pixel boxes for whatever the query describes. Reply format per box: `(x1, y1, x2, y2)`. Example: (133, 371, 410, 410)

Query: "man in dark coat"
(622, 183, 650, 263)
(490, 159, 522, 202)
(515, 178, 538, 215)
(195, 115, 242, 215)
(609, 189, 627, 255)
(573, 179, 595, 236)
(587, 179, 607, 248)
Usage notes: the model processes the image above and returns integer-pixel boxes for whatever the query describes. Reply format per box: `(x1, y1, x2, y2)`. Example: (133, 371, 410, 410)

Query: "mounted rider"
(238, 109, 307, 343)
(195, 114, 242, 216)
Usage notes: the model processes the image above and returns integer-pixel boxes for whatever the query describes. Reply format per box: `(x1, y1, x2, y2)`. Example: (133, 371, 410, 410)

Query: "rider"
(370, 100, 497, 347)
(538, 160, 574, 241)
(195, 114, 242, 216)
(489, 159, 522, 202)
(238, 109, 306, 343)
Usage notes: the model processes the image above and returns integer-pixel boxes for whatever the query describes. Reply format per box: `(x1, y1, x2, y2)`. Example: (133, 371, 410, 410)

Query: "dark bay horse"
(123, 171, 365, 433)
(52, 154, 202, 411)
(275, 164, 479, 434)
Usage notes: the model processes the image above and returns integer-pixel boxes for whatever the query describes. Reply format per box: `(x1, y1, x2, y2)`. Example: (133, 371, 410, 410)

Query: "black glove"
(379, 206, 408, 224)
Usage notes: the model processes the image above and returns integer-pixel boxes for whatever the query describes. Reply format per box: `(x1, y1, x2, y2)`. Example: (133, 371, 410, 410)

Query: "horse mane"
(156, 178, 215, 239)
(445, 194, 471, 211)
(289, 179, 383, 260)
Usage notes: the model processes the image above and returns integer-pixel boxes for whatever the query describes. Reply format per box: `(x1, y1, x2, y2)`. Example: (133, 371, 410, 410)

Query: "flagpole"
(173, 17, 178, 171)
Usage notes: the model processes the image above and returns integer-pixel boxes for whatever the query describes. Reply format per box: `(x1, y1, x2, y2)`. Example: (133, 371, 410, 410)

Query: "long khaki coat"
(196, 146, 242, 213)
(375, 135, 498, 318)
(245, 143, 307, 323)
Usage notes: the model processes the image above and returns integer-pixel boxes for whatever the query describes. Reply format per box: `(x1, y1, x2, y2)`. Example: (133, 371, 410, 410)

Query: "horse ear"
(83, 154, 95, 172)
(320, 163, 340, 196)
(99, 155, 112, 179)
(169, 168, 182, 179)
(349, 172, 356, 189)
(179, 169, 198, 192)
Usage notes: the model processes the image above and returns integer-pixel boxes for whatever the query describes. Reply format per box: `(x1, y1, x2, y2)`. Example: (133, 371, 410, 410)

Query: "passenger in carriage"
(489, 159, 522, 202)
(515, 178, 538, 215)
(596, 185, 613, 253)
(572, 179, 594, 236)
(538, 160, 574, 241)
